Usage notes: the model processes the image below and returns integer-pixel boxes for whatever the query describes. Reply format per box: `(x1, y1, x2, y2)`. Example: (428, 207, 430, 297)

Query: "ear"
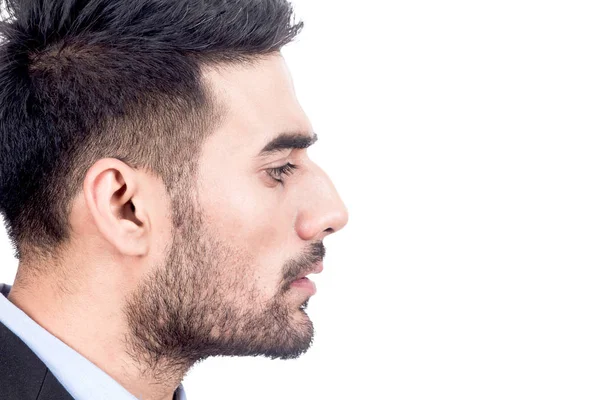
(82, 158, 151, 257)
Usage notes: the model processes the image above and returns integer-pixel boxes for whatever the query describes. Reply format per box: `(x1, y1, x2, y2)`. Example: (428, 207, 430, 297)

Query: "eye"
(266, 162, 298, 185)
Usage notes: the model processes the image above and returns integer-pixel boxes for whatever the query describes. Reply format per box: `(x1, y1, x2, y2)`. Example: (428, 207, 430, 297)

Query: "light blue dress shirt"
(0, 283, 187, 400)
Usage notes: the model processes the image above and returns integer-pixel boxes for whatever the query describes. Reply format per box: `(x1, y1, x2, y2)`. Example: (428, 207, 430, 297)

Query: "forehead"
(201, 54, 313, 157)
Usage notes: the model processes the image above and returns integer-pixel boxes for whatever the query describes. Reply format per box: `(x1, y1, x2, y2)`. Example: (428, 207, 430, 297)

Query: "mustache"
(280, 242, 326, 291)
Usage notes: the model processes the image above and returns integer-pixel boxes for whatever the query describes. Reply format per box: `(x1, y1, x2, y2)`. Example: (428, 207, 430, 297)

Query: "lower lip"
(290, 277, 316, 295)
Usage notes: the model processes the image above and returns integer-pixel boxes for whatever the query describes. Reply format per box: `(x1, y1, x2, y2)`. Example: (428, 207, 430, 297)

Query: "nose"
(295, 162, 349, 241)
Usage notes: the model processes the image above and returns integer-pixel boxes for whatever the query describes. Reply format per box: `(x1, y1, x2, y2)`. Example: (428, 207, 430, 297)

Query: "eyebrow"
(256, 132, 319, 157)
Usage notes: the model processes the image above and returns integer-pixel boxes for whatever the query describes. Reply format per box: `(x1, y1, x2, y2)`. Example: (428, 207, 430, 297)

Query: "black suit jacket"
(0, 319, 75, 400)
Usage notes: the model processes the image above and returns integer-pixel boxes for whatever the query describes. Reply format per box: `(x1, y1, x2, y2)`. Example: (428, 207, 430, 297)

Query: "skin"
(7, 53, 348, 400)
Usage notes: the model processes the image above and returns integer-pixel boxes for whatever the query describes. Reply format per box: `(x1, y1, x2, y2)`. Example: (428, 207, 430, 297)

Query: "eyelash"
(266, 163, 298, 184)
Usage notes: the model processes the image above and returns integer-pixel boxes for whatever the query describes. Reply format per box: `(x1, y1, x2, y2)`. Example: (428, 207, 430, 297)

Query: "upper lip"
(295, 261, 323, 280)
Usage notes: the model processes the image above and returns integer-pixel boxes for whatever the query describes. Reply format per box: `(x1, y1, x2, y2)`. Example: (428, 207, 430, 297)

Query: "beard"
(122, 186, 324, 381)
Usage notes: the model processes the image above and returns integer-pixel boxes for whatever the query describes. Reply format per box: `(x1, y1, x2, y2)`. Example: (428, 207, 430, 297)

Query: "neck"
(8, 265, 184, 400)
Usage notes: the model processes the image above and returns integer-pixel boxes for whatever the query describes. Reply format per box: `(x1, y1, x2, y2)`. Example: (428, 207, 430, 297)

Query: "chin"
(271, 311, 315, 359)
(290, 303, 312, 326)
(265, 330, 314, 360)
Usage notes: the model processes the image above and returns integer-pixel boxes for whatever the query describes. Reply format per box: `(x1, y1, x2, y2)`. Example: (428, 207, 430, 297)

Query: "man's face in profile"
(122, 54, 348, 367)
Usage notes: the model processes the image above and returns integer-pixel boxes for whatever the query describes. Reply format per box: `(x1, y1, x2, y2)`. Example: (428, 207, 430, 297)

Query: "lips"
(290, 275, 317, 295)
(293, 261, 323, 282)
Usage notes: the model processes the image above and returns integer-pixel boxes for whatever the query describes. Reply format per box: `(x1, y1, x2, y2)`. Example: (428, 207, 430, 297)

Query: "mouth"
(290, 261, 323, 296)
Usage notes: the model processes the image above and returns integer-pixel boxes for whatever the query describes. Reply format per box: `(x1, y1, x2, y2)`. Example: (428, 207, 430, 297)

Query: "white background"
(2, 1, 600, 399)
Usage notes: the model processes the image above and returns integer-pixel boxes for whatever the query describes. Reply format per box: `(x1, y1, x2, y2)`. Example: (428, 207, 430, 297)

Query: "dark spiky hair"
(0, 0, 303, 265)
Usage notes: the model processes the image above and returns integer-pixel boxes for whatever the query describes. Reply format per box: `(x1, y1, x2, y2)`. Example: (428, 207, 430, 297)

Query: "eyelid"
(266, 162, 298, 184)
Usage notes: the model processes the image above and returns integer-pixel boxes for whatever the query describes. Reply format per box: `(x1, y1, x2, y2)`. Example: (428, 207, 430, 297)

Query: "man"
(0, 0, 349, 399)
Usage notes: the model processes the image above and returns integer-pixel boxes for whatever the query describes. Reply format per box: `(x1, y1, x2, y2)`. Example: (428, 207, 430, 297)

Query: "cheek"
(202, 170, 284, 241)
(212, 190, 293, 294)
(202, 175, 285, 261)
(197, 161, 298, 286)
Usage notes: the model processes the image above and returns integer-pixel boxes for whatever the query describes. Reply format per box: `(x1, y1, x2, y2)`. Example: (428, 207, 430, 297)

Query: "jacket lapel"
(0, 320, 75, 399)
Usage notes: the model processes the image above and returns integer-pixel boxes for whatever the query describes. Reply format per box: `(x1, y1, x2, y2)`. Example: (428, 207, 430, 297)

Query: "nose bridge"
(296, 160, 349, 239)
